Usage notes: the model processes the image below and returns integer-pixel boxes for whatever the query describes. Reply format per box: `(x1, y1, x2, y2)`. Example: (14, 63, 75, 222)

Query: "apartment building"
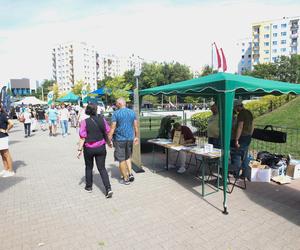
(52, 42, 97, 93)
(237, 38, 252, 74)
(252, 16, 300, 66)
(97, 53, 144, 80)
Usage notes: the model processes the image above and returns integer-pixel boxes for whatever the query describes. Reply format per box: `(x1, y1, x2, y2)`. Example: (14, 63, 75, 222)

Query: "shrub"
(191, 111, 212, 132)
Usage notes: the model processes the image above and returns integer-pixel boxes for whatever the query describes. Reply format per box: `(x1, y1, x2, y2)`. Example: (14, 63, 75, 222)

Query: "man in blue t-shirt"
(108, 97, 138, 184)
(46, 104, 58, 136)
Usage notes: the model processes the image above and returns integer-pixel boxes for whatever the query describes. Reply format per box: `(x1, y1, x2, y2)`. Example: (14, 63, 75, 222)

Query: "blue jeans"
(61, 120, 68, 135)
(231, 135, 252, 175)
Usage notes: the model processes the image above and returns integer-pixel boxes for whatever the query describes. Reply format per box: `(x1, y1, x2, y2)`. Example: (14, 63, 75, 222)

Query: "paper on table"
(170, 145, 185, 151)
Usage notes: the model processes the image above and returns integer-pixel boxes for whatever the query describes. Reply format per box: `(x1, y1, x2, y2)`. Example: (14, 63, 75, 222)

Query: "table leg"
(202, 160, 205, 196)
(166, 148, 169, 171)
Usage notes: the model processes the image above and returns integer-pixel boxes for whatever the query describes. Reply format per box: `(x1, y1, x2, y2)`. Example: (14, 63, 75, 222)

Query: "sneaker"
(177, 167, 186, 174)
(129, 174, 135, 182)
(105, 189, 113, 198)
(0, 170, 7, 177)
(2, 171, 15, 178)
(84, 187, 92, 193)
(120, 179, 130, 185)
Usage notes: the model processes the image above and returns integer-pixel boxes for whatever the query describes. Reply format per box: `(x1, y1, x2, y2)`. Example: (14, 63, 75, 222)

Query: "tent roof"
(57, 92, 79, 102)
(14, 96, 47, 105)
(90, 88, 106, 95)
(139, 72, 300, 97)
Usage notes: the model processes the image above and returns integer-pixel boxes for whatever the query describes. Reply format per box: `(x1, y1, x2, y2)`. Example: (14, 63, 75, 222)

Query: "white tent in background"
(14, 96, 47, 106)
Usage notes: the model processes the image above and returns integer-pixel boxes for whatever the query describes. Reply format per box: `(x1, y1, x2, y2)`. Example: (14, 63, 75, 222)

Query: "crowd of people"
(1, 98, 139, 200)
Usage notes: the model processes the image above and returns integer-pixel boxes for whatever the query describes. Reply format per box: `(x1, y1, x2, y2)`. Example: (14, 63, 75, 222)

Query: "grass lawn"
(251, 96, 300, 158)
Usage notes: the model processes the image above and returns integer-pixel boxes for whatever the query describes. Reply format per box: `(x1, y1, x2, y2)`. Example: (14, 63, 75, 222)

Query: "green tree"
(123, 70, 135, 87)
(72, 80, 91, 96)
(200, 65, 217, 76)
(140, 63, 165, 89)
(97, 76, 113, 89)
(105, 76, 132, 101)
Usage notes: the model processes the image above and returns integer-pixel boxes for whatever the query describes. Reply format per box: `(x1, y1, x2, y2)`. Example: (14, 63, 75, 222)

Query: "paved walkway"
(0, 122, 300, 250)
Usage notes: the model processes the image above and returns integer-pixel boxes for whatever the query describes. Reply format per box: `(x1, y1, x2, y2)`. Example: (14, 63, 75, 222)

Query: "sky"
(0, 0, 300, 85)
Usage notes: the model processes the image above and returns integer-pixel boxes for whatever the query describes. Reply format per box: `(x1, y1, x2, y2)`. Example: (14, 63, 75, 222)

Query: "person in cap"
(231, 99, 254, 178)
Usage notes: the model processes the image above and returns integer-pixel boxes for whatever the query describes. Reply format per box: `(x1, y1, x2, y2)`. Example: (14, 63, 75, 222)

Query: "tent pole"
(217, 91, 235, 215)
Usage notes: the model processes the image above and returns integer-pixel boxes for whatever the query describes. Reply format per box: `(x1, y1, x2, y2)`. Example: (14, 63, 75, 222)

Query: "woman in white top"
(21, 108, 32, 138)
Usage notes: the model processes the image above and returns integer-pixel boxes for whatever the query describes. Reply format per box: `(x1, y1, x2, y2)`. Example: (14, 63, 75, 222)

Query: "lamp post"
(134, 69, 141, 90)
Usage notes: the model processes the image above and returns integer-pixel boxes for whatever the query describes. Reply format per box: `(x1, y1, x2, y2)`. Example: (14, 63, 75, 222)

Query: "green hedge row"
(191, 95, 295, 131)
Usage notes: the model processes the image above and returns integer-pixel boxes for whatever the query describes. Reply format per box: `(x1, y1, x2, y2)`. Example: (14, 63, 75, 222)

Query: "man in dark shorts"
(108, 98, 138, 185)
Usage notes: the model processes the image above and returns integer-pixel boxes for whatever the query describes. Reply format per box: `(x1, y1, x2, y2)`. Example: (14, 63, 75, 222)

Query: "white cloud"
(0, 1, 300, 83)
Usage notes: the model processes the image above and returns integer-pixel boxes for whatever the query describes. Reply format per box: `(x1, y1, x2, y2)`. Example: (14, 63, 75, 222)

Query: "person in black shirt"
(36, 106, 47, 131)
(0, 105, 14, 177)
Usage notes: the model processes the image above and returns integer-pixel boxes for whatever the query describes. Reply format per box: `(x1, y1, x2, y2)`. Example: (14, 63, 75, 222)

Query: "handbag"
(252, 125, 287, 143)
(90, 116, 110, 145)
(18, 115, 25, 123)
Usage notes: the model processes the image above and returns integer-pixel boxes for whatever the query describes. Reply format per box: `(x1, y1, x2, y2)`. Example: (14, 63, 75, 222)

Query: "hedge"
(191, 95, 295, 130)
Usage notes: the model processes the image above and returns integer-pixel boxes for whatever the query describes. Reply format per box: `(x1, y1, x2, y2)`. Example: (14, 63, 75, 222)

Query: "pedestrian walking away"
(77, 103, 113, 198)
(22, 108, 32, 138)
(46, 104, 58, 136)
(108, 97, 139, 185)
(59, 104, 70, 137)
(0, 104, 15, 178)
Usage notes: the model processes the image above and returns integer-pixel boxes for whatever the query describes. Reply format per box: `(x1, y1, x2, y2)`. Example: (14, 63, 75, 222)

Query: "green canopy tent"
(57, 92, 80, 103)
(139, 72, 300, 214)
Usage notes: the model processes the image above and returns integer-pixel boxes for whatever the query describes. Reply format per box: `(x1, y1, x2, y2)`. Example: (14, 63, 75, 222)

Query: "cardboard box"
(270, 165, 286, 178)
(249, 166, 271, 182)
(286, 164, 300, 179)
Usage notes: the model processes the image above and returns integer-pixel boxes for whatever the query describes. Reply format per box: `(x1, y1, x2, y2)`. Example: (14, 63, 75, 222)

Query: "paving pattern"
(0, 122, 300, 250)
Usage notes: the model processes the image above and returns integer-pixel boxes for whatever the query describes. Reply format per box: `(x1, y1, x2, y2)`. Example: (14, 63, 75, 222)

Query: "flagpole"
(211, 43, 214, 70)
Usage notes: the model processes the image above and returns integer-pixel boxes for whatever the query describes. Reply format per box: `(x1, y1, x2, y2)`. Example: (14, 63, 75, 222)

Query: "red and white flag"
(220, 48, 227, 72)
(213, 42, 222, 69)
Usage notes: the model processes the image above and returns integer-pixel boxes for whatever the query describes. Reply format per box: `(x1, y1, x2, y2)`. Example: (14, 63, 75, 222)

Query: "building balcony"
(291, 24, 299, 30)
(291, 42, 298, 47)
(291, 33, 298, 39)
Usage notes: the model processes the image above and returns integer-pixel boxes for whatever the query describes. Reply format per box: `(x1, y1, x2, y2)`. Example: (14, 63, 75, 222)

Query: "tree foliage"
(106, 76, 132, 101)
(243, 55, 300, 83)
(72, 80, 91, 96)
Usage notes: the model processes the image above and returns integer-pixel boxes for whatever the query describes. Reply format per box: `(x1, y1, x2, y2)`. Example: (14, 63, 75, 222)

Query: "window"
(264, 58, 269, 62)
(281, 23, 287, 28)
(281, 40, 286, 44)
(273, 41, 278, 45)
(273, 33, 278, 37)
(264, 42, 270, 46)
(248, 54, 251, 58)
(264, 34, 270, 38)
(281, 32, 287, 36)
(242, 49, 245, 53)
(264, 50, 270, 54)
(264, 26, 270, 30)
(272, 49, 277, 53)
(242, 55, 245, 59)
(242, 42, 245, 46)
(281, 48, 287, 52)
(273, 24, 278, 29)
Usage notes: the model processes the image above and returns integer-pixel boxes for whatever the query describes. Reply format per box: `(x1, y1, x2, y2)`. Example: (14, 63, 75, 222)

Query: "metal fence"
(249, 125, 300, 159)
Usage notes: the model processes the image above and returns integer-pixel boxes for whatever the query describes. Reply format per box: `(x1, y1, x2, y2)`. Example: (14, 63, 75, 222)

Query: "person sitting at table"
(207, 102, 220, 148)
(169, 122, 195, 174)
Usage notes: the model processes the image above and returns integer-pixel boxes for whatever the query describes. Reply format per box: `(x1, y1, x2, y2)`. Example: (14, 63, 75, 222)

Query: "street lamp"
(134, 69, 141, 90)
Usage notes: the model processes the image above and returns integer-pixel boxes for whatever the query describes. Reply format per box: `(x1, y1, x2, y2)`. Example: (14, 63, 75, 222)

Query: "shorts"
(39, 119, 46, 124)
(113, 140, 133, 162)
(0, 136, 9, 150)
(49, 119, 57, 126)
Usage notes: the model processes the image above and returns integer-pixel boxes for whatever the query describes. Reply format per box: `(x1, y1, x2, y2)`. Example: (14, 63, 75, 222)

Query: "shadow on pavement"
(142, 152, 300, 225)
(107, 164, 121, 180)
(9, 140, 21, 145)
(141, 152, 223, 213)
(244, 182, 300, 226)
(78, 174, 107, 195)
(13, 160, 27, 173)
(0, 176, 26, 193)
